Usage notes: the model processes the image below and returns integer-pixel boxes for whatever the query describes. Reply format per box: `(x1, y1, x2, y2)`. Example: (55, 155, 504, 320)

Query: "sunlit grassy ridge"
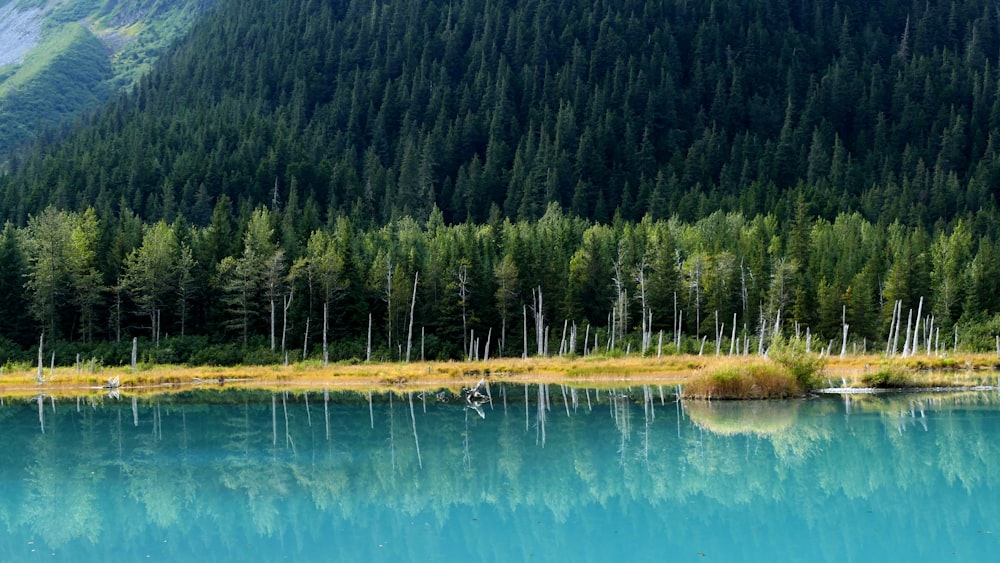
(0, 21, 110, 149)
(0, 0, 213, 153)
(0, 21, 107, 91)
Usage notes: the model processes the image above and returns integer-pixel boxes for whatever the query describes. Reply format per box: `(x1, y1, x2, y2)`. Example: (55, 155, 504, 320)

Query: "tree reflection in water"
(0, 387, 997, 561)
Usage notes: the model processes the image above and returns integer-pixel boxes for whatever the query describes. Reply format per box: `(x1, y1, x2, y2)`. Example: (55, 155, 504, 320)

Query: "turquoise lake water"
(0, 386, 998, 561)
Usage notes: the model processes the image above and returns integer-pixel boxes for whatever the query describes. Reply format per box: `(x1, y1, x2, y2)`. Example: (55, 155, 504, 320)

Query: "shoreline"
(2, 353, 999, 399)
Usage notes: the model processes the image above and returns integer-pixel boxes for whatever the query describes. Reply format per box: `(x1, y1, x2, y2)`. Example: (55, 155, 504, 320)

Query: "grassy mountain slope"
(0, 0, 215, 155)
(0, 23, 111, 151)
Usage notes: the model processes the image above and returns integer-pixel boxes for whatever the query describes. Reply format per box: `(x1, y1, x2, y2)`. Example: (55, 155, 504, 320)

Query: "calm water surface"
(0, 385, 998, 561)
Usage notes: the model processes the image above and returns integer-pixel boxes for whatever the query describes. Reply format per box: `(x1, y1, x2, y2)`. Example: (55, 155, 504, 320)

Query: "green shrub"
(769, 338, 825, 391)
(862, 366, 914, 388)
(189, 343, 244, 366)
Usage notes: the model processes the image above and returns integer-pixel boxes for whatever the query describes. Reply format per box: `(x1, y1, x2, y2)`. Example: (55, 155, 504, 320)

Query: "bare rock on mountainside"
(0, 3, 43, 67)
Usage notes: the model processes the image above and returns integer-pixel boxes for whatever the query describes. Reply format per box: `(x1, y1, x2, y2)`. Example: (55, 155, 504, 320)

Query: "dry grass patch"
(683, 360, 807, 399)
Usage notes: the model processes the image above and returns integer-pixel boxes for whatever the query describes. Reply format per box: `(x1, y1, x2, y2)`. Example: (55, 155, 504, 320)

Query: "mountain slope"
(0, 22, 111, 152)
(0, 0, 216, 155)
(2, 0, 1000, 228)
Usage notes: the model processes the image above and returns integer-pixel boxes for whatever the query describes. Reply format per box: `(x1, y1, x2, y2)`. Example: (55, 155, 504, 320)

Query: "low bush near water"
(683, 345, 825, 399)
(861, 365, 917, 388)
(684, 361, 807, 399)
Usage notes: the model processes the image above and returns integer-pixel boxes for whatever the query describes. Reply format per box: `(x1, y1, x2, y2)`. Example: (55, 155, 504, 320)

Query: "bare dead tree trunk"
(37, 333, 43, 382)
(384, 257, 394, 351)
(366, 313, 372, 362)
(500, 317, 506, 358)
(531, 286, 545, 356)
(840, 305, 849, 358)
(634, 257, 649, 353)
(729, 313, 737, 356)
(322, 302, 329, 366)
(458, 263, 470, 354)
(281, 289, 293, 356)
(270, 297, 276, 351)
(485, 327, 492, 361)
(406, 271, 418, 362)
(303, 316, 310, 360)
(903, 307, 914, 357)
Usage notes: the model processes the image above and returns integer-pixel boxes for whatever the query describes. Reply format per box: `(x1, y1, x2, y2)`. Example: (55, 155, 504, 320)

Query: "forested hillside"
(3, 0, 1000, 227)
(2, 0, 1000, 364)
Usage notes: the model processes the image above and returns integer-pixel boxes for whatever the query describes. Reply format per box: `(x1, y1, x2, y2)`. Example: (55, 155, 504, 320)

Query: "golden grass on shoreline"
(1, 352, 998, 399)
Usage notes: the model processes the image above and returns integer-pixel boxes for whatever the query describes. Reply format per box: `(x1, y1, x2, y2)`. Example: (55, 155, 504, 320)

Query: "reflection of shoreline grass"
(0, 353, 998, 399)
(685, 400, 799, 436)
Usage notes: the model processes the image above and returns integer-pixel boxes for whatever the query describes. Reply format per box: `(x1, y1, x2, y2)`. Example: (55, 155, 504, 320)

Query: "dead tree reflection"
(536, 384, 548, 447)
(35, 393, 45, 433)
(408, 392, 422, 469)
(282, 392, 295, 453)
(675, 385, 683, 439)
(324, 389, 330, 441)
(610, 389, 632, 472)
(303, 391, 312, 428)
(642, 385, 654, 465)
(463, 406, 472, 468)
(388, 393, 396, 473)
(524, 384, 529, 432)
(368, 391, 374, 429)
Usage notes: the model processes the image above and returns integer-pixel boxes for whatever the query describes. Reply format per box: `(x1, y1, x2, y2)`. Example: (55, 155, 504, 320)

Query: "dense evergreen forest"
(1, 203, 999, 365)
(4, 0, 1000, 226)
(2, 0, 1000, 364)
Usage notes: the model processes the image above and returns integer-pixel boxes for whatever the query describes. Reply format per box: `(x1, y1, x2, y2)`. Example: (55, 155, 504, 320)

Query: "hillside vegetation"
(1, 1, 1000, 365)
(0, 0, 216, 155)
(2, 0, 1000, 228)
(0, 23, 111, 152)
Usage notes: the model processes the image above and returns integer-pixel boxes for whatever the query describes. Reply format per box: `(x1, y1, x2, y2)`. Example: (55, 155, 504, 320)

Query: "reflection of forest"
(0, 387, 998, 560)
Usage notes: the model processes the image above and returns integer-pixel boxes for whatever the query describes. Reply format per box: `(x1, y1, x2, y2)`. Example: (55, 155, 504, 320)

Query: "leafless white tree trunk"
(457, 263, 470, 353)
(406, 271, 418, 362)
(281, 288, 293, 356)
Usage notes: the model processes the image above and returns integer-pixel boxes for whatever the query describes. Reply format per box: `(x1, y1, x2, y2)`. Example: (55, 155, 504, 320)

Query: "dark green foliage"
(770, 343, 826, 392)
(3, 0, 1000, 227)
(0, 336, 30, 367)
(0, 223, 33, 345)
(862, 366, 916, 389)
(6, 1, 1000, 363)
(0, 205, 997, 365)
